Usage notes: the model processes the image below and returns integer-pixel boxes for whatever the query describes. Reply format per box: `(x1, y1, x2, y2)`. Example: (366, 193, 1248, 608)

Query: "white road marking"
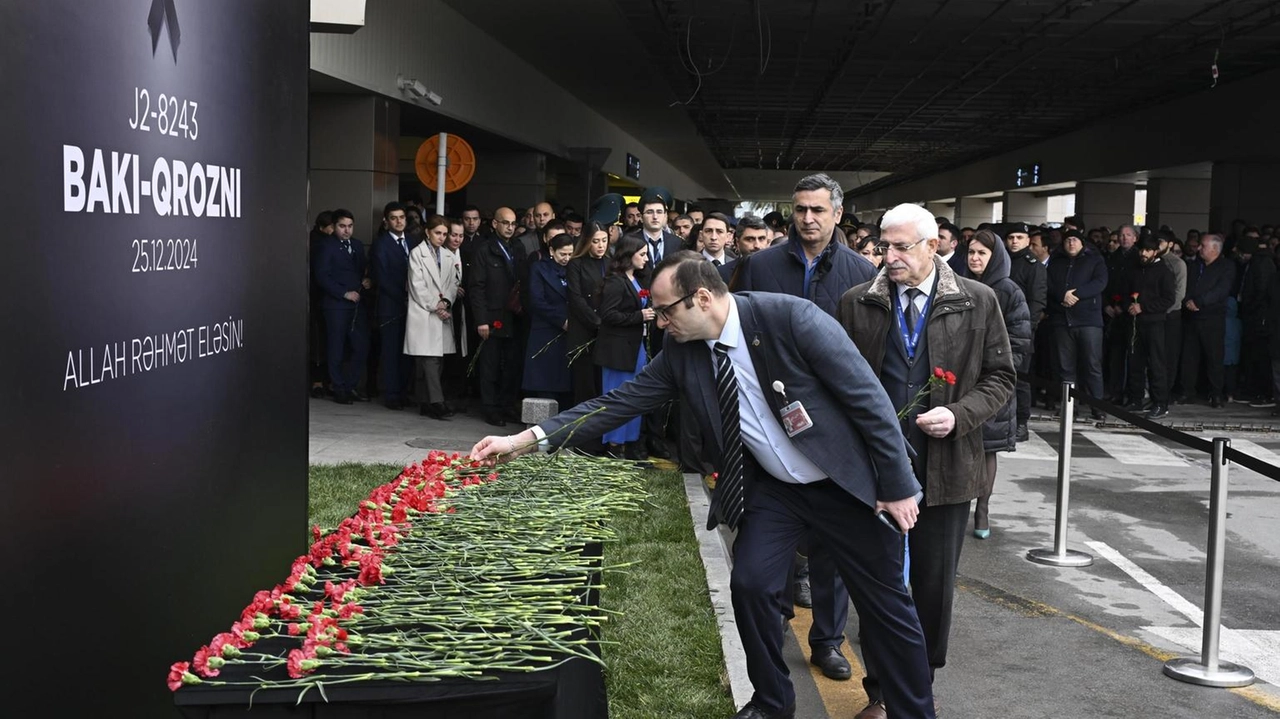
(1013, 428, 1058, 461)
(1089, 540, 1280, 684)
(1085, 541, 1202, 624)
(1081, 431, 1189, 467)
(1217, 438, 1280, 470)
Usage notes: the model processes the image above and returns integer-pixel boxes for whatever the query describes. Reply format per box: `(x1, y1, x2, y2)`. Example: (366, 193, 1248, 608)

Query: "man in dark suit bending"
(472, 252, 936, 719)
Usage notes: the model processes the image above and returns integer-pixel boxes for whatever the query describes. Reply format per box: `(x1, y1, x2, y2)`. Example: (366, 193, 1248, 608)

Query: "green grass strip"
(307, 463, 734, 718)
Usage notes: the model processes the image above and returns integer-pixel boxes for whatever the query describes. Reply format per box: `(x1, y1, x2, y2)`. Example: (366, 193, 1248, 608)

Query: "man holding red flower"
(838, 203, 1014, 719)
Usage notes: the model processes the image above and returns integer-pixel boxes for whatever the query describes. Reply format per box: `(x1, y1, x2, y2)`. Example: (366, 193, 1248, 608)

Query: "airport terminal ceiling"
(446, 0, 1280, 198)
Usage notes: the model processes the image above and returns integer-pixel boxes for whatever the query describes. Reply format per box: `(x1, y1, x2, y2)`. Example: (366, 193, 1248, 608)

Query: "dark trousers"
(1104, 315, 1131, 399)
(1053, 325, 1104, 401)
(1181, 316, 1227, 400)
(1240, 327, 1271, 399)
(861, 500, 968, 709)
(323, 304, 369, 393)
(1015, 376, 1031, 425)
(1128, 320, 1168, 406)
(378, 314, 412, 403)
(732, 476, 933, 718)
(779, 539, 850, 651)
(477, 335, 521, 413)
(1033, 323, 1058, 406)
(1165, 311, 1183, 396)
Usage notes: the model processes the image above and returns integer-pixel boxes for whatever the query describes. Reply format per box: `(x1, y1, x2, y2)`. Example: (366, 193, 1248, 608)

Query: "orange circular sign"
(416, 135, 476, 193)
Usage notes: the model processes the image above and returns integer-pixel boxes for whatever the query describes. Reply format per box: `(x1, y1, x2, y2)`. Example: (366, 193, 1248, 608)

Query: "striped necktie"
(713, 342, 745, 530)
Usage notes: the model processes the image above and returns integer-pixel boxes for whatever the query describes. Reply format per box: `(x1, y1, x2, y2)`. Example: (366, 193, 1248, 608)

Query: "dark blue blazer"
(539, 292, 920, 527)
(313, 235, 367, 311)
(371, 231, 411, 319)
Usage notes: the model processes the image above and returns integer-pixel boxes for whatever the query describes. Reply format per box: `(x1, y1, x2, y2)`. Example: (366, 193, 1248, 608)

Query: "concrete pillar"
(1002, 191, 1049, 225)
(1209, 162, 1280, 232)
(1146, 178, 1210, 236)
(466, 151, 547, 215)
(955, 196, 991, 230)
(925, 201, 953, 223)
(1074, 181, 1135, 232)
(309, 94, 400, 235)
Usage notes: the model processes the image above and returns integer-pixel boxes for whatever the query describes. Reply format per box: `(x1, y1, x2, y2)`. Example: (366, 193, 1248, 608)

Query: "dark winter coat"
(735, 226, 877, 318)
(839, 257, 1016, 505)
(1123, 257, 1176, 324)
(1045, 244, 1108, 329)
(964, 240, 1032, 454)
(1007, 246, 1048, 329)
(1184, 255, 1238, 319)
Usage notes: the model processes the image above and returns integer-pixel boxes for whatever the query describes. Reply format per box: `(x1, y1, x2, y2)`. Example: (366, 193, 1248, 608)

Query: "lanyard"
(496, 240, 512, 264)
(894, 289, 932, 360)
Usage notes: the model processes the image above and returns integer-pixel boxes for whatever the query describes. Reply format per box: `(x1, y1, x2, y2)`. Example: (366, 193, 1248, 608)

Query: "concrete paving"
(310, 394, 1280, 717)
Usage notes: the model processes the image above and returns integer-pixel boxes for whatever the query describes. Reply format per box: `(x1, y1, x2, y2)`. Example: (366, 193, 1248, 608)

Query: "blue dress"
(601, 277, 647, 445)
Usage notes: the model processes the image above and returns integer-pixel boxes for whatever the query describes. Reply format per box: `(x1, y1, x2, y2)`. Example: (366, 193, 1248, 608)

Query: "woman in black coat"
(521, 234, 576, 407)
(964, 229, 1032, 539)
(594, 234, 655, 459)
(566, 223, 610, 404)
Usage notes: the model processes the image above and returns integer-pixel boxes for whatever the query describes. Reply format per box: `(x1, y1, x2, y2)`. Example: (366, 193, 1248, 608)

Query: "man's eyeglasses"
(654, 290, 699, 322)
(875, 237, 928, 254)
(494, 219, 517, 227)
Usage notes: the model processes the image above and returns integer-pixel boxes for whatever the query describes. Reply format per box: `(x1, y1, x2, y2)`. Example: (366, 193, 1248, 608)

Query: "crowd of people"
(307, 174, 1278, 719)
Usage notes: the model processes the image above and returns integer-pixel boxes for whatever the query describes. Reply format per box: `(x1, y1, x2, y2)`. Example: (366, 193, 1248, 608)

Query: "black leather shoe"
(310, 386, 326, 398)
(422, 403, 451, 421)
(1210, 396, 1223, 408)
(646, 437, 672, 459)
(352, 390, 370, 402)
(793, 578, 812, 608)
(1090, 408, 1105, 421)
(333, 392, 353, 405)
(733, 701, 795, 719)
(1147, 405, 1169, 419)
(809, 645, 852, 681)
(483, 414, 507, 427)
(385, 400, 404, 411)
(1015, 423, 1029, 442)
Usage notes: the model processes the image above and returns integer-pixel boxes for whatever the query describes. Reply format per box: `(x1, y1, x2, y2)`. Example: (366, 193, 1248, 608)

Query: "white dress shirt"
(706, 297, 827, 484)
(702, 249, 727, 265)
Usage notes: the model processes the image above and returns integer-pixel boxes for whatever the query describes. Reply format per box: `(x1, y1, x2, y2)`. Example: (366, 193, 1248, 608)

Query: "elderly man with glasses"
(838, 202, 1014, 719)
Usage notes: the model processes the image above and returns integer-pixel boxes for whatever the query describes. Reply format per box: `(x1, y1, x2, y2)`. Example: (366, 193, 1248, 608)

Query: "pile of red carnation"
(168, 451, 497, 691)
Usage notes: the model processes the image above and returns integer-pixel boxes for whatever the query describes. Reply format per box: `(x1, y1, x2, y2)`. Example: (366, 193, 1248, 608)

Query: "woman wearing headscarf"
(963, 229, 1032, 538)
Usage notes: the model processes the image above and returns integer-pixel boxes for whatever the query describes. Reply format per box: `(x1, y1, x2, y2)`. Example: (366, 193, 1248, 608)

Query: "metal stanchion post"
(1028, 381, 1094, 567)
(1164, 438, 1254, 687)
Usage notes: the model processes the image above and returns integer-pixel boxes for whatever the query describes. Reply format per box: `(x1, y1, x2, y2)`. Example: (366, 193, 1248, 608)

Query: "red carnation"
(945, 371, 957, 385)
(933, 367, 945, 379)
(168, 662, 191, 691)
(493, 320, 503, 329)
(638, 289, 650, 299)
(1112, 294, 1122, 303)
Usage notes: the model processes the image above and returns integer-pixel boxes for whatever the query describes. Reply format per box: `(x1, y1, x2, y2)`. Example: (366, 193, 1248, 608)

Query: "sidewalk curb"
(682, 472, 753, 710)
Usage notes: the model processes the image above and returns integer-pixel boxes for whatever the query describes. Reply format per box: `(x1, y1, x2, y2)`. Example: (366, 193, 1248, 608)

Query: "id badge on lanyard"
(895, 291, 931, 360)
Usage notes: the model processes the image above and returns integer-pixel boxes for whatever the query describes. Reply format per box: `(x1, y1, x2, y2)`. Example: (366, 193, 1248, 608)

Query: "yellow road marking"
(789, 605, 868, 717)
(958, 577, 1280, 715)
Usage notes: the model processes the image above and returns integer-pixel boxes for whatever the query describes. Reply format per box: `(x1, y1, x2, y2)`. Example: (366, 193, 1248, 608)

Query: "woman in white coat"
(405, 215, 460, 420)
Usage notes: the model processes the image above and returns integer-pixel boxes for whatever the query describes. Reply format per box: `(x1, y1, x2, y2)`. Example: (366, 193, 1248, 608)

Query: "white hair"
(880, 203, 938, 243)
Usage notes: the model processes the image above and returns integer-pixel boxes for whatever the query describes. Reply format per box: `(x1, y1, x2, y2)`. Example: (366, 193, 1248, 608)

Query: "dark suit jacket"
(627, 228, 682, 278)
(541, 292, 920, 525)
(371, 231, 411, 319)
(312, 235, 367, 311)
(467, 236, 522, 338)
(594, 273, 647, 371)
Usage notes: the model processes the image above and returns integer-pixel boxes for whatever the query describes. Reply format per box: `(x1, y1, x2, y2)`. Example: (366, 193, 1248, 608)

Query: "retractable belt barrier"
(1021, 376, 1257, 688)
(1024, 374, 1280, 482)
